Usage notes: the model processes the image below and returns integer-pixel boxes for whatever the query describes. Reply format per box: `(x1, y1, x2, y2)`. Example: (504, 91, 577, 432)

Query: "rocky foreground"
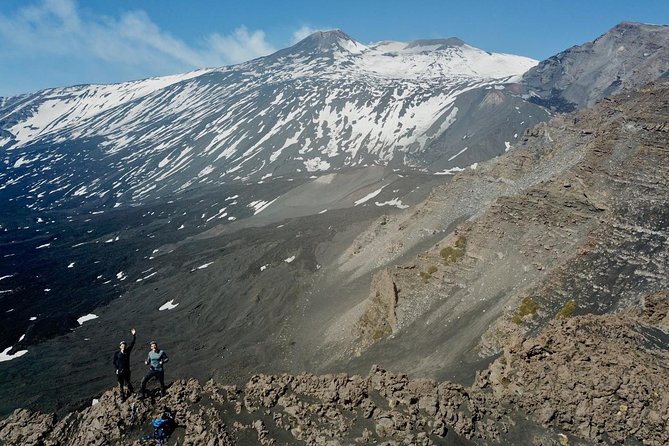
(2, 294, 668, 446)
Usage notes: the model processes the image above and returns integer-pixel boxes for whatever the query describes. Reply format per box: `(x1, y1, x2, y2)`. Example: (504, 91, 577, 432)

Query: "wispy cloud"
(291, 25, 331, 44)
(0, 0, 277, 67)
(0, 0, 281, 94)
(206, 27, 276, 64)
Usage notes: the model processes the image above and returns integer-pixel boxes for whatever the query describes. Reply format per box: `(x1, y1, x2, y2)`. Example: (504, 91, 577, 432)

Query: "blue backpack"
(140, 411, 175, 445)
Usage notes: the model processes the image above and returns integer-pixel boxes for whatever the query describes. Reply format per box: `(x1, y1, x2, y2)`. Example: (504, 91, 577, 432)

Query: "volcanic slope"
(4, 77, 665, 444)
(0, 30, 543, 213)
(4, 86, 669, 442)
(523, 22, 669, 111)
(294, 80, 669, 390)
(2, 26, 669, 443)
(3, 22, 669, 359)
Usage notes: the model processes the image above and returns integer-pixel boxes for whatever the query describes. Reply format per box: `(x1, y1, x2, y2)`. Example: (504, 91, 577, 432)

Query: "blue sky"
(1, 0, 667, 97)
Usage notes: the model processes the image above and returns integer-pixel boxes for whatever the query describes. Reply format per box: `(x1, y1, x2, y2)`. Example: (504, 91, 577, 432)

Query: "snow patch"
(248, 198, 279, 215)
(434, 167, 465, 175)
(304, 157, 331, 172)
(284, 256, 296, 263)
(159, 299, 179, 311)
(375, 198, 409, 209)
(354, 185, 386, 206)
(448, 147, 469, 161)
(77, 314, 98, 325)
(0, 347, 28, 362)
(136, 271, 158, 282)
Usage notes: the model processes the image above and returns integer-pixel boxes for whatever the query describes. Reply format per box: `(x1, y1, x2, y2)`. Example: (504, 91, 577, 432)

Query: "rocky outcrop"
(0, 367, 502, 446)
(355, 269, 398, 349)
(3, 302, 668, 445)
(640, 290, 669, 329)
(478, 312, 669, 445)
(0, 379, 234, 446)
(0, 409, 55, 446)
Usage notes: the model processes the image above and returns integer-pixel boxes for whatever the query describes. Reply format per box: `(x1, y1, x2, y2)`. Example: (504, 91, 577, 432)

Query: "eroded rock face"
(479, 313, 669, 445)
(640, 290, 669, 329)
(334, 80, 669, 387)
(355, 269, 398, 350)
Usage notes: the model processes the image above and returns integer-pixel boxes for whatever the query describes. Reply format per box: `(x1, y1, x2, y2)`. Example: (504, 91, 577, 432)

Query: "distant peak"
(306, 29, 353, 42)
(286, 29, 366, 55)
(406, 37, 466, 49)
(608, 21, 669, 35)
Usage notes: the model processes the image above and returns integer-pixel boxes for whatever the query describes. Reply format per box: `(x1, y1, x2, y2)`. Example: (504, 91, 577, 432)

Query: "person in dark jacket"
(113, 328, 136, 401)
(140, 340, 169, 398)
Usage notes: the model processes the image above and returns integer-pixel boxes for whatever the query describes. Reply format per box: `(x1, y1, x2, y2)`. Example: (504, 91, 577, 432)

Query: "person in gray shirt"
(140, 340, 169, 398)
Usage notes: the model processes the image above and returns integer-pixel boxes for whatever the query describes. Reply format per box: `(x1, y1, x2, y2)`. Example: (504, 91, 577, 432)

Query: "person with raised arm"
(113, 328, 136, 401)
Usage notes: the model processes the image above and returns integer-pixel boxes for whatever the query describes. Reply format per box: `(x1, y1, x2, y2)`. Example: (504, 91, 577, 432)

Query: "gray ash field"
(0, 167, 441, 417)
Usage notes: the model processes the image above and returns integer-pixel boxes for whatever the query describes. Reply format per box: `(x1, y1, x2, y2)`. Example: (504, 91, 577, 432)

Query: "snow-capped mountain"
(0, 30, 542, 210)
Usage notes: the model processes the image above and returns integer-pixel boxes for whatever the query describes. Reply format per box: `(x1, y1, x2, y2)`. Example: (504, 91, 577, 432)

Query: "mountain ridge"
(523, 21, 669, 111)
(0, 29, 540, 214)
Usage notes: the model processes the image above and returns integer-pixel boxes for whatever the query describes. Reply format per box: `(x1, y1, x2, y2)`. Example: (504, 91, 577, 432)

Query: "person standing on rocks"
(140, 340, 169, 398)
(113, 328, 136, 401)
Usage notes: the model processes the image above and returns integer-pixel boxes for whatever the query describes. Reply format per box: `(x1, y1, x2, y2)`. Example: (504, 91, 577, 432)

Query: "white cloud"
(206, 26, 277, 64)
(291, 25, 318, 44)
(291, 25, 332, 44)
(0, 0, 277, 77)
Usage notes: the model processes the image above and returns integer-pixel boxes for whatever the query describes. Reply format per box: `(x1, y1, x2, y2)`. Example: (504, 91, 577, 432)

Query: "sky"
(0, 0, 668, 97)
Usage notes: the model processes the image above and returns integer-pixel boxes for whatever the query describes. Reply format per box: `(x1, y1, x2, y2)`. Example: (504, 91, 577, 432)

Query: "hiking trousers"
(117, 370, 134, 395)
(141, 368, 166, 395)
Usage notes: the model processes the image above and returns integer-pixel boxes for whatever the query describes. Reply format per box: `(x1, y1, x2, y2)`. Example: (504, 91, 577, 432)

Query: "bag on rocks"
(140, 410, 176, 445)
